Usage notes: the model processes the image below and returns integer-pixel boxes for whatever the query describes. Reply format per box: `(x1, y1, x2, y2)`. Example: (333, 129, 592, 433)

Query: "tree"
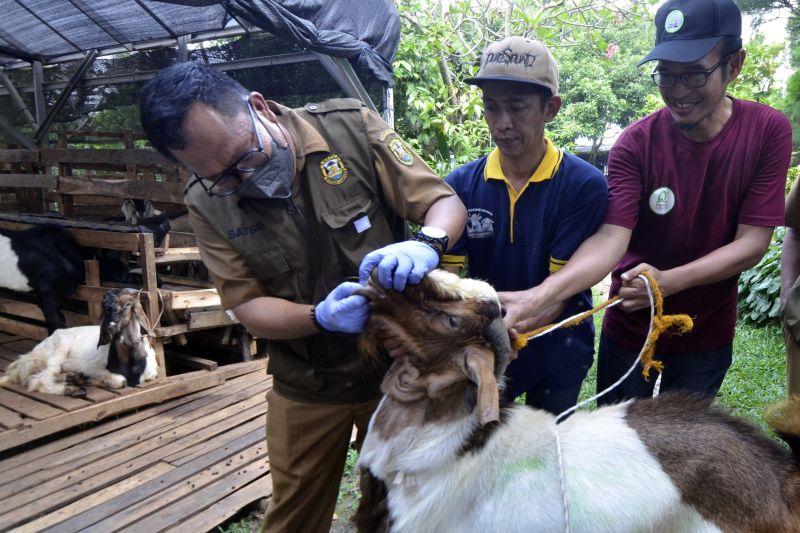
(393, 0, 659, 173)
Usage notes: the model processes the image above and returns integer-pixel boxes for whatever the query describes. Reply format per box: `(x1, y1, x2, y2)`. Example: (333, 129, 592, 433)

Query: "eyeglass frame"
(650, 54, 732, 89)
(192, 100, 285, 197)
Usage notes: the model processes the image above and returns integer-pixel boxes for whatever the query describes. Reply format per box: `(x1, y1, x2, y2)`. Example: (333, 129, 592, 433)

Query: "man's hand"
(359, 241, 439, 291)
(498, 287, 568, 334)
(315, 282, 369, 333)
(619, 263, 674, 312)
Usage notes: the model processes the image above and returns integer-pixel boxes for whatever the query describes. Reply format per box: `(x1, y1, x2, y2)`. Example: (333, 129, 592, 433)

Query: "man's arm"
(501, 223, 631, 333)
(618, 223, 773, 311)
(422, 193, 467, 249)
(233, 297, 318, 340)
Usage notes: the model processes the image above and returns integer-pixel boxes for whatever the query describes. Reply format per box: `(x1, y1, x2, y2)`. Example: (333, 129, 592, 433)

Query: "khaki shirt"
(185, 98, 455, 402)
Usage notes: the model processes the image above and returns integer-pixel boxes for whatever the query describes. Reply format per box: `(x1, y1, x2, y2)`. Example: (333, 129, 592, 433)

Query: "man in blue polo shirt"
(444, 37, 607, 414)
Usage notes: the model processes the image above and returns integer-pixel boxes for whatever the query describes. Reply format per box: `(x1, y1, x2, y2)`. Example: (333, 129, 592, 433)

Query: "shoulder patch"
(320, 154, 348, 185)
(388, 138, 414, 166)
(378, 128, 395, 142)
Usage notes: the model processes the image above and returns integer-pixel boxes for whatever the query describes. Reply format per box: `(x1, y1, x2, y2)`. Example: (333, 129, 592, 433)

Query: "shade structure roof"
(0, 0, 399, 85)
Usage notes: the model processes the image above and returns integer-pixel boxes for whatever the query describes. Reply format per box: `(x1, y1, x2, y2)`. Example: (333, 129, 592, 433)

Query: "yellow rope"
(512, 271, 693, 380)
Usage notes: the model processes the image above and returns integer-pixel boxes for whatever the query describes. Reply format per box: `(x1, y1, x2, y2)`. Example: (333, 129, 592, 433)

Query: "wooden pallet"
(0, 353, 272, 531)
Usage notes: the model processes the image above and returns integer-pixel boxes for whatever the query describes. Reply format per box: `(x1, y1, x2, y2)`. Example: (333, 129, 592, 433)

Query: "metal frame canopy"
(0, 0, 400, 146)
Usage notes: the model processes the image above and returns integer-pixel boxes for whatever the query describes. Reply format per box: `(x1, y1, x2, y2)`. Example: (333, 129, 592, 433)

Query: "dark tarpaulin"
(160, 0, 400, 85)
(223, 0, 399, 86)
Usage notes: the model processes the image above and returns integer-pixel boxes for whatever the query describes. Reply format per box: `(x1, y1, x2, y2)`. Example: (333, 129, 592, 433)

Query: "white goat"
(0, 288, 158, 397)
(354, 269, 800, 533)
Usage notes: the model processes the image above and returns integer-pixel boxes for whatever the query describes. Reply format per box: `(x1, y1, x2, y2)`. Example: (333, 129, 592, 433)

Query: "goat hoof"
(66, 386, 87, 398)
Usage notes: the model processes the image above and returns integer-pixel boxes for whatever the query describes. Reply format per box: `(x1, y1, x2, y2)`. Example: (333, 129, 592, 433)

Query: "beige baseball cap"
(466, 36, 559, 94)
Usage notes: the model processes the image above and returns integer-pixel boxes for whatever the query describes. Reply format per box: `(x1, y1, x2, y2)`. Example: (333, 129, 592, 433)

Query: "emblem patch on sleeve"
(320, 154, 348, 185)
(378, 129, 395, 142)
(388, 138, 414, 166)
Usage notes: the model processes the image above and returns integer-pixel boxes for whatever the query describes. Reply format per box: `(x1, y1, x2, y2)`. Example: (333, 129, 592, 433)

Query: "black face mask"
(237, 133, 295, 200)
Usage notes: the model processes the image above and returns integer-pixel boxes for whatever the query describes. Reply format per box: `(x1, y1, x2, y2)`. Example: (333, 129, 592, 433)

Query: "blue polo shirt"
(444, 140, 607, 391)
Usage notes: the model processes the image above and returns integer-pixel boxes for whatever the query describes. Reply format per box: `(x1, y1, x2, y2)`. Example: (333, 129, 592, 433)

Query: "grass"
(221, 290, 789, 532)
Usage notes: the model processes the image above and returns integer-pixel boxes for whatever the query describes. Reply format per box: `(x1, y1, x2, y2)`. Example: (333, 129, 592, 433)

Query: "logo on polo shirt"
(649, 187, 675, 215)
(466, 208, 495, 239)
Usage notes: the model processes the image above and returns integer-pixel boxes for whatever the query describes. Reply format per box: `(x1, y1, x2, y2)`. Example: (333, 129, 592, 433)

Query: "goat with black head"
(0, 288, 158, 397)
(355, 269, 800, 533)
(0, 224, 84, 334)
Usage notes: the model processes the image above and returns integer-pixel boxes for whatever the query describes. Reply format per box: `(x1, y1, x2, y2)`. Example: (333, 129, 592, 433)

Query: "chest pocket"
(320, 193, 392, 268)
(243, 246, 290, 279)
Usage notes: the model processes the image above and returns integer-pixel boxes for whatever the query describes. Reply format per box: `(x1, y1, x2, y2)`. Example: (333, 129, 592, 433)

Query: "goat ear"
(463, 347, 500, 425)
(98, 322, 112, 347)
(380, 361, 426, 402)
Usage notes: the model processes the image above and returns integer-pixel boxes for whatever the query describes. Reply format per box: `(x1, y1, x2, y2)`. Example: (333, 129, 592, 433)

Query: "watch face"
(422, 226, 447, 239)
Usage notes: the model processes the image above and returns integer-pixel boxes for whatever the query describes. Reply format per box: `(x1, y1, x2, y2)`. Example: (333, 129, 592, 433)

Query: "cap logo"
(664, 10, 684, 33)
(485, 47, 537, 70)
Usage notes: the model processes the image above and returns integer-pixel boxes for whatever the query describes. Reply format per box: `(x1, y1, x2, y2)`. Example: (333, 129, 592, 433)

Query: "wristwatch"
(413, 226, 449, 260)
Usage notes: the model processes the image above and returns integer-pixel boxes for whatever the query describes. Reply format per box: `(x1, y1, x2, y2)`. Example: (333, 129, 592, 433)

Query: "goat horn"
(482, 314, 514, 380)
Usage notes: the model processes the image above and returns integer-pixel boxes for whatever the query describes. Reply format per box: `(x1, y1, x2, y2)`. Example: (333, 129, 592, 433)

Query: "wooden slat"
(0, 388, 64, 420)
(0, 369, 225, 453)
(0, 316, 47, 341)
(0, 149, 39, 163)
(10, 462, 175, 533)
(40, 148, 173, 167)
(0, 174, 56, 189)
(57, 176, 184, 204)
(0, 367, 267, 476)
(0, 297, 92, 327)
(13, 407, 267, 532)
(188, 310, 237, 329)
(0, 404, 23, 429)
(88, 429, 267, 532)
(0, 220, 143, 251)
(164, 475, 272, 533)
(165, 288, 222, 311)
(0, 380, 268, 502)
(3, 384, 90, 412)
(169, 353, 218, 372)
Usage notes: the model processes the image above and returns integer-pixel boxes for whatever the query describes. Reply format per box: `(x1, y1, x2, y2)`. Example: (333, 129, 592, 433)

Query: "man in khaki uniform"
(139, 62, 466, 533)
(781, 180, 800, 397)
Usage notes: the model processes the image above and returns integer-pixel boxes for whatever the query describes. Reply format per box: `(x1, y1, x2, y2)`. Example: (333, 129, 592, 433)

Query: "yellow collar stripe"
(483, 138, 563, 184)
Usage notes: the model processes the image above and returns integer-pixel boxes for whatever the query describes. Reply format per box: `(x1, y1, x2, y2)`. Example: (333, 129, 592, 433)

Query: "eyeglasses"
(650, 55, 731, 89)
(193, 102, 272, 197)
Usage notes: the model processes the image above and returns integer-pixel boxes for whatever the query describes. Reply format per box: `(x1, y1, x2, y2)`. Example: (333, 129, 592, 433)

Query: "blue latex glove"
(314, 281, 369, 333)
(359, 240, 439, 291)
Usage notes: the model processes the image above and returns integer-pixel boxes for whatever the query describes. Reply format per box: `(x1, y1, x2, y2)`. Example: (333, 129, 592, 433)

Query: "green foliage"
(738, 227, 784, 325)
(729, 33, 786, 106)
(393, 0, 659, 174)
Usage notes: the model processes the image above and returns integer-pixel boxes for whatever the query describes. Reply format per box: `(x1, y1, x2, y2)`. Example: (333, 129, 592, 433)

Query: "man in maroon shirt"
(502, 0, 791, 403)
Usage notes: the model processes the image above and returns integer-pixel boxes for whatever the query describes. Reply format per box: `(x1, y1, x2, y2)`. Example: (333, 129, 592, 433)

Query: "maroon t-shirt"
(603, 97, 791, 353)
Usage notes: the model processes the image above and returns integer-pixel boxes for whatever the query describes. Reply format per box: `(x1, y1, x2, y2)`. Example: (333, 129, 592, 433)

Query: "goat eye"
(448, 315, 458, 328)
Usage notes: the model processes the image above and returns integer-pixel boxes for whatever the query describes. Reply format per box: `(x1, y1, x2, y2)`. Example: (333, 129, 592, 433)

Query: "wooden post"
(139, 232, 166, 378)
(84, 259, 102, 324)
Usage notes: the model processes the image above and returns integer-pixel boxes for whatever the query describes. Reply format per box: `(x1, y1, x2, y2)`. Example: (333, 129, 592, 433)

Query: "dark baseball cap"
(637, 0, 742, 66)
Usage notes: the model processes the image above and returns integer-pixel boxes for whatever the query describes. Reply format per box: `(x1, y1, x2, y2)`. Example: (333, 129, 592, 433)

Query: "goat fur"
(0, 224, 84, 334)
(0, 288, 158, 397)
(355, 269, 800, 533)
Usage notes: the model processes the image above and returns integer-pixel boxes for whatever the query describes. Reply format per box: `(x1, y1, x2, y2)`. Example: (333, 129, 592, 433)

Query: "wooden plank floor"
(0, 331, 273, 532)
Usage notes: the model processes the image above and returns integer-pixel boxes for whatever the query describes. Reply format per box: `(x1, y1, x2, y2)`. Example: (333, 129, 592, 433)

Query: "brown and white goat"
(354, 269, 800, 533)
(0, 288, 158, 397)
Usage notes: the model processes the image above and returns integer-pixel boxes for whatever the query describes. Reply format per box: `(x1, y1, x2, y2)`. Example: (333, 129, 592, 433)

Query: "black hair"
(139, 62, 250, 160)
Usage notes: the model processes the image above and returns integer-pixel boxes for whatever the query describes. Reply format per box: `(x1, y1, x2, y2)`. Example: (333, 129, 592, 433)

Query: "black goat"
(0, 224, 84, 334)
